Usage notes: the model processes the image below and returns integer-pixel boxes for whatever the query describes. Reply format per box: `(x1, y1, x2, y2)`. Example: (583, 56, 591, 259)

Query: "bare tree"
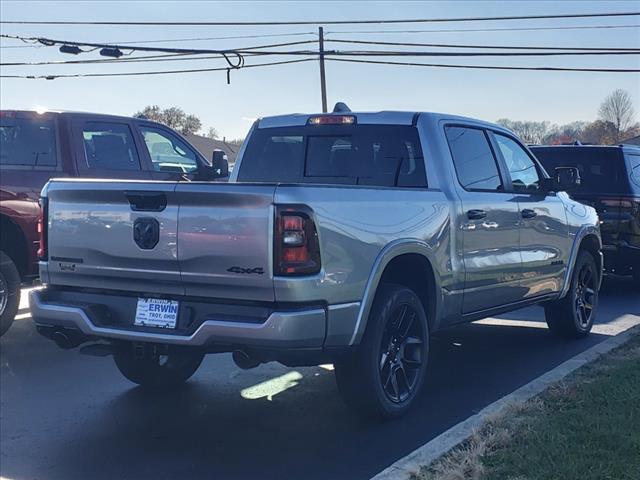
(205, 127, 219, 139)
(598, 89, 636, 143)
(496, 119, 550, 144)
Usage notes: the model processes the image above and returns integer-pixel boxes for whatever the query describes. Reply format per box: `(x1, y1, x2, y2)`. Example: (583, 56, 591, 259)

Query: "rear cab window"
(237, 124, 427, 187)
(0, 114, 57, 168)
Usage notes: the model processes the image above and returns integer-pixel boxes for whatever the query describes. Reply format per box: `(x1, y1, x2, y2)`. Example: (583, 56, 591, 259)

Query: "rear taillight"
(275, 207, 321, 275)
(37, 197, 48, 260)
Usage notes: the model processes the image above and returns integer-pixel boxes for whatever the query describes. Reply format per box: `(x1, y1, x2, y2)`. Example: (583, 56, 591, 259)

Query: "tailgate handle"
(125, 191, 167, 212)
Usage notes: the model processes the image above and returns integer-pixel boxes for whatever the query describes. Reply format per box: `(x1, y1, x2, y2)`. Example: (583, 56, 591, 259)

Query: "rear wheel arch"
(0, 214, 28, 278)
(578, 233, 602, 277)
(560, 227, 602, 299)
(352, 242, 441, 345)
(376, 253, 437, 331)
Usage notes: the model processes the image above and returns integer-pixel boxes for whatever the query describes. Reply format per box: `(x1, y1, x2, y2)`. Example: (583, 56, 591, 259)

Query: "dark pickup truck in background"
(0, 110, 229, 335)
(531, 144, 640, 288)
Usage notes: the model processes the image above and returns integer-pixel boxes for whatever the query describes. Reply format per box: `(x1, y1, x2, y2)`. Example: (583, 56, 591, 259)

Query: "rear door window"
(493, 133, 542, 192)
(238, 125, 426, 187)
(0, 116, 57, 167)
(445, 126, 503, 191)
(82, 122, 141, 171)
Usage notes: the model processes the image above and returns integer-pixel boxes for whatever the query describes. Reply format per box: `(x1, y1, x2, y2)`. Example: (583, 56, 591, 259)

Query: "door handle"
(521, 208, 537, 219)
(467, 209, 487, 220)
(125, 191, 167, 212)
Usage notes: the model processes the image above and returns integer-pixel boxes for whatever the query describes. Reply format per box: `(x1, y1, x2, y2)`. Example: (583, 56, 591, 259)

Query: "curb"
(371, 316, 640, 480)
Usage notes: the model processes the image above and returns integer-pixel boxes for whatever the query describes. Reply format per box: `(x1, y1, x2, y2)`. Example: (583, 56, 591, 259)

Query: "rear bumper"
(29, 289, 328, 349)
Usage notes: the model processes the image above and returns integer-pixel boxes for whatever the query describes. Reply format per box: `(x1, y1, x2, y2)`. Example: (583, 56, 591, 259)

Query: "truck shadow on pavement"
(30, 324, 613, 480)
(1, 278, 636, 480)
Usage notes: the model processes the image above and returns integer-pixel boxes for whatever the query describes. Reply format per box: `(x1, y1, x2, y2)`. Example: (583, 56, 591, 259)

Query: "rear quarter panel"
(273, 185, 452, 306)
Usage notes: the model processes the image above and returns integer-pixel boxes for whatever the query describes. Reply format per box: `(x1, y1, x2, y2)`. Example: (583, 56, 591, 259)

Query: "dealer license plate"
(134, 298, 179, 329)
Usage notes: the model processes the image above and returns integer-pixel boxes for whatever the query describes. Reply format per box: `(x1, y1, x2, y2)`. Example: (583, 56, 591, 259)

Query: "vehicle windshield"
(531, 147, 632, 195)
(237, 124, 427, 187)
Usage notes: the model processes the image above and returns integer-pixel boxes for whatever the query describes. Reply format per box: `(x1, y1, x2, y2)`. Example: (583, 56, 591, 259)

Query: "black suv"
(531, 145, 640, 287)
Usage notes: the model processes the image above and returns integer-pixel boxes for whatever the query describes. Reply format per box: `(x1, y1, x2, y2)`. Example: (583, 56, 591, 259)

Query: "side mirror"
(211, 149, 229, 178)
(552, 166, 581, 192)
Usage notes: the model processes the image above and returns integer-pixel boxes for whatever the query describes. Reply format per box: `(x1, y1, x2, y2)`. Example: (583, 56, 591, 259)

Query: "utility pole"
(318, 26, 328, 113)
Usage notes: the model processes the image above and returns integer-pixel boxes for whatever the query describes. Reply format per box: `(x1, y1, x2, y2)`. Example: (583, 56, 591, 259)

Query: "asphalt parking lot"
(1, 278, 639, 480)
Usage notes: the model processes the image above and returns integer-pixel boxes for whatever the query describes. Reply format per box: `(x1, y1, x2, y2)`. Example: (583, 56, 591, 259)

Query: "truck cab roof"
(257, 110, 511, 134)
(0, 109, 167, 128)
(530, 144, 640, 155)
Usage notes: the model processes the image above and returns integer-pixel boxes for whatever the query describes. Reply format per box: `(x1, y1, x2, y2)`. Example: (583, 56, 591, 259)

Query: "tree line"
(135, 89, 638, 147)
(497, 89, 638, 145)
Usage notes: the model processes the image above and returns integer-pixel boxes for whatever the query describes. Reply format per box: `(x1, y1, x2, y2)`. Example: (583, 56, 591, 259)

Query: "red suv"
(0, 110, 228, 336)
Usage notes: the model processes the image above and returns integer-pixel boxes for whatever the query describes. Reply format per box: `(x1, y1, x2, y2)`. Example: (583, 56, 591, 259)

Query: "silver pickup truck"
(31, 106, 602, 418)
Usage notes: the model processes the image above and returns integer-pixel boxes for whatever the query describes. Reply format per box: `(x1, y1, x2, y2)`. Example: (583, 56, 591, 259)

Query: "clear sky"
(1, 0, 639, 139)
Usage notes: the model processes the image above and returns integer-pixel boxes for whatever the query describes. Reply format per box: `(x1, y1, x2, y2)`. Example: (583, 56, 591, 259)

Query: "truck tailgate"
(46, 181, 183, 295)
(176, 183, 276, 302)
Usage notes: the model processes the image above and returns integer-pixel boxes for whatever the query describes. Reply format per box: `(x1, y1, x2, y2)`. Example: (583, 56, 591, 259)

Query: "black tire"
(545, 251, 599, 339)
(113, 343, 204, 388)
(334, 283, 430, 419)
(0, 251, 21, 337)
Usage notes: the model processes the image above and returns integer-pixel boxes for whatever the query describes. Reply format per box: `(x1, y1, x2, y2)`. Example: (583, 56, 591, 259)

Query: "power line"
(0, 31, 317, 49)
(325, 24, 640, 35)
(0, 44, 45, 49)
(4, 56, 635, 79)
(3, 24, 637, 50)
(328, 38, 640, 51)
(0, 34, 253, 68)
(329, 57, 640, 73)
(1, 11, 638, 26)
(4, 48, 637, 68)
(2, 35, 638, 59)
(0, 34, 315, 51)
(0, 33, 279, 57)
(0, 58, 314, 79)
(1, 53, 234, 67)
(320, 50, 640, 57)
(94, 32, 317, 44)
(0, 46, 313, 67)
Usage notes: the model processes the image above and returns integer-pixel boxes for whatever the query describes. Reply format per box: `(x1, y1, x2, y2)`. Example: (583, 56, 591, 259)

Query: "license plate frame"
(134, 298, 179, 329)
